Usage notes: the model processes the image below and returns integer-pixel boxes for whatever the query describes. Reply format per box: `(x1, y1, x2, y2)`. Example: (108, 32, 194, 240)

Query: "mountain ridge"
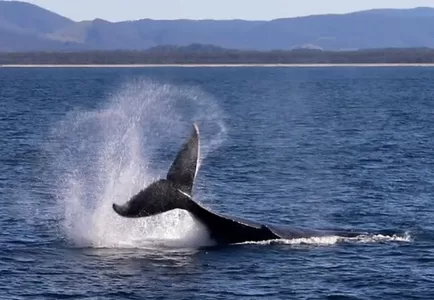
(1, 1, 434, 51)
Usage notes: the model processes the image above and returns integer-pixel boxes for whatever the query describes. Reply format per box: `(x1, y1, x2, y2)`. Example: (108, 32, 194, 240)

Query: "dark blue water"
(1, 66, 434, 299)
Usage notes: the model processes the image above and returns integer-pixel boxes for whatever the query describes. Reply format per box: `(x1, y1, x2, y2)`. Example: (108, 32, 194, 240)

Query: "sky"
(24, 0, 434, 22)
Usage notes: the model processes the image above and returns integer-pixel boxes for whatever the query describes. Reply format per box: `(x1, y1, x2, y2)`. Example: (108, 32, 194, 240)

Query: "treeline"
(1, 46, 434, 65)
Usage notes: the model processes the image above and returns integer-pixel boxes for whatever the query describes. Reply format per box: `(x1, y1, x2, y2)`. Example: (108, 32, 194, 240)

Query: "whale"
(112, 123, 366, 245)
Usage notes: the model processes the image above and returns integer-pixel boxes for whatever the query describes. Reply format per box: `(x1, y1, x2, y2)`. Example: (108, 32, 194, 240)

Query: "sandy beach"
(2, 63, 434, 68)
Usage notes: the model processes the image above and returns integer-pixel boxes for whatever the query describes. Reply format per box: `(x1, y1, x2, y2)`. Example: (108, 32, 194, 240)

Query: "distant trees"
(1, 46, 434, 65)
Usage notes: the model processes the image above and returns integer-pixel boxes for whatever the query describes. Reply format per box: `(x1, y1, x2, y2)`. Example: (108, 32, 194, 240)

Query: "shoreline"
(2, 63, 434, 68)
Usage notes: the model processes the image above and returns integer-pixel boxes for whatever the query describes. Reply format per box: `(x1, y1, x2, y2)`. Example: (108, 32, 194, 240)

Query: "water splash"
(47, 79, 226, 248)
(238, 232, 412, 246)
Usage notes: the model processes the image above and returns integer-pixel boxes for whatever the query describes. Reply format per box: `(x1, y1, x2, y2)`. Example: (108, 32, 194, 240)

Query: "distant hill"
(1, 1, 434, 51)
(0, 1, 80, 51)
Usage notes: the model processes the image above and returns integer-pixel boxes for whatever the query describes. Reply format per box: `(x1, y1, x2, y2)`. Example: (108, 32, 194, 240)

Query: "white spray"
(48, 79, 226, 248)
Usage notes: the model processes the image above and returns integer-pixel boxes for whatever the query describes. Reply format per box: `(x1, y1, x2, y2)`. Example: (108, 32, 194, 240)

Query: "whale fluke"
(166, 123, 199, 194)
(112, 123, 199, 218)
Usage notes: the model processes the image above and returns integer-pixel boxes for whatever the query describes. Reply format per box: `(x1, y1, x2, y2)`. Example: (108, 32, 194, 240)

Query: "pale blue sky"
(25, 0, 434, 21)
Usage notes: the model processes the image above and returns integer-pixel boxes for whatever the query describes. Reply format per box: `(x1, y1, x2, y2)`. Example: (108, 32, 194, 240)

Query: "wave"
(238, 232, 412, 246)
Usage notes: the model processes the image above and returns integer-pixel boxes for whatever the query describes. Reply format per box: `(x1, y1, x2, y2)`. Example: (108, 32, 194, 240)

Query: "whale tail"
(166, 123, 200, 195)
(112, 123, 283, 244)
(112, 123, 200, 218)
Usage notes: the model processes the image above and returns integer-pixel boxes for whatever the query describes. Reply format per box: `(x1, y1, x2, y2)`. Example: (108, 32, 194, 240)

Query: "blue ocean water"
(0, 66, 433, 299)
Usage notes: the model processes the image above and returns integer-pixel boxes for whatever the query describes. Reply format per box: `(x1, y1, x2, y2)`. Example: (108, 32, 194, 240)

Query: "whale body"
(112, 124, 365, 245)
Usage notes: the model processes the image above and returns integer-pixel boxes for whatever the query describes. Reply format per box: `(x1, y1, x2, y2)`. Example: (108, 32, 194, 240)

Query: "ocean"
(0, 66, 433, 299)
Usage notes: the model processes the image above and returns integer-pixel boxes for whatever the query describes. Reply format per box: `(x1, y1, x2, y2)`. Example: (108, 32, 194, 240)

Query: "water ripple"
(1, 67, 434, 299)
